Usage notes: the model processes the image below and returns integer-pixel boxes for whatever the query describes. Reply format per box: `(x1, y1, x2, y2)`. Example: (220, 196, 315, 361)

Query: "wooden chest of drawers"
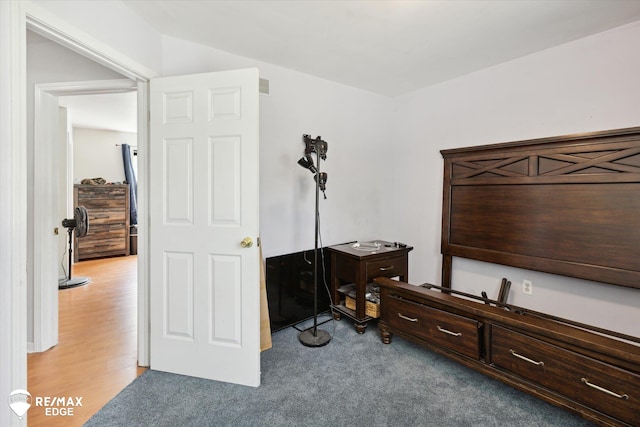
(376, 277, 640, 427)
(74, 184, 130, 261)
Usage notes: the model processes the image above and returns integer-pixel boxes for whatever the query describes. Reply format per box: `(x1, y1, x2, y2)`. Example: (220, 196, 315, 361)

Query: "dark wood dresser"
(74, 184, 130, 261)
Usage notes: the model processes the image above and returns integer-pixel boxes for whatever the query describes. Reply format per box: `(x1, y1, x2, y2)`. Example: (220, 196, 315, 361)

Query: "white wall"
(391, 21, 640, 338)
(73, 127, 135, 184)
(162, 36, 395, 258)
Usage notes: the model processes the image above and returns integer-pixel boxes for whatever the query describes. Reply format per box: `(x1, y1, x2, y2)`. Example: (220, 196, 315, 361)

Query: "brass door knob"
(240, 237, 253, 248)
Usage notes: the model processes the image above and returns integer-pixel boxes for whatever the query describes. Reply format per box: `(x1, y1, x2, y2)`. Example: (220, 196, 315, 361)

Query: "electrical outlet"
(522, 280, 533, 295)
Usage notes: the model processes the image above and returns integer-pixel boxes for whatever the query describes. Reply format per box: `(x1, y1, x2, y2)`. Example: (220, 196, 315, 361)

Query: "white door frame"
(1, 1, 28, 426)
(1, 3, 157, 424)
(32, 79, 138, 353)
(25, 9, 156, 366)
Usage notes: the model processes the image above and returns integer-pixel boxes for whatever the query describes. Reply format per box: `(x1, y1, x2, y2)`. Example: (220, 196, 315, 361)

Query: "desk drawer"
(366, 255, 406, 281)
(387, 296, 482, 359)
(491, 325, 640, 426)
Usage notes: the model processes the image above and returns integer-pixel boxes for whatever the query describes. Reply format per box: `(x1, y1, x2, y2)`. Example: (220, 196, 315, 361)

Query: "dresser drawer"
(78, 196, 127, 210)
(387, 296, 482, 359)
(78, 238, 126, 254)
(366, 255, 406, 281)
(491, 325, 640, 426)
(77, 187, 127, 200)
(85, 223, 127, 240)
(87, 209, 127, 225)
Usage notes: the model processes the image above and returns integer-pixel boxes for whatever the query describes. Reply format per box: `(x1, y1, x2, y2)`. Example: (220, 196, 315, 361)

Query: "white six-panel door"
(149, 69, 260, 387)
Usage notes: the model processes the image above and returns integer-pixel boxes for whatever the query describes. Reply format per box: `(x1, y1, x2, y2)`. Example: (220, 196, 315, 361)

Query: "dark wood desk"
(327, 241, 412, 333)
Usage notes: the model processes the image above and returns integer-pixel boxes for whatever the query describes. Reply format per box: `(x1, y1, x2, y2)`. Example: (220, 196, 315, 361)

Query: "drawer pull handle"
(379, 266, 394, 271)
(437, 326, 462, 337)
(509, 349, 544, 366)
(581, 378, 629, 400)
(398, 313, 418, 322)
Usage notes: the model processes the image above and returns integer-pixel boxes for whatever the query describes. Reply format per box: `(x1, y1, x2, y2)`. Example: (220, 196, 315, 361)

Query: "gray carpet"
(85, 316, 594, 426)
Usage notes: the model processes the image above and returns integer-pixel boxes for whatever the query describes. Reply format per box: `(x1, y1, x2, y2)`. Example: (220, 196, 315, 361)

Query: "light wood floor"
(27, 255, 145, 426)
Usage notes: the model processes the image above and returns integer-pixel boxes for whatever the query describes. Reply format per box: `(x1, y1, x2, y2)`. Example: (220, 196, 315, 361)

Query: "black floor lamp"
(297, 134, 331, 347)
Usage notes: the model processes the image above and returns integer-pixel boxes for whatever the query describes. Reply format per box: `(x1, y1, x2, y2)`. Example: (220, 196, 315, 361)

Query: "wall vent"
(259, 78, 270, 95)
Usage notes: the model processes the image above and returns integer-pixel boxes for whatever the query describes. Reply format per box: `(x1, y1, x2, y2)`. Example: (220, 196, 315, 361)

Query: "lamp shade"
(297, 155, 317, 173)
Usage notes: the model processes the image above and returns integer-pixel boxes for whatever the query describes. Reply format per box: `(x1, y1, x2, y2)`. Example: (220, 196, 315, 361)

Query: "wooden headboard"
(440, 127, 640, 290)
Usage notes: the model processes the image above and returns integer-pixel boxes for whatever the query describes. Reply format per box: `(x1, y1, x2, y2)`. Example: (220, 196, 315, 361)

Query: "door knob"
(240, 237, 253, 248)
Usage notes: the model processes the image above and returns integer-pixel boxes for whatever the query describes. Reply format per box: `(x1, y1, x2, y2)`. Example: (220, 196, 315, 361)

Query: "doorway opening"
(26, 26, 147, 422)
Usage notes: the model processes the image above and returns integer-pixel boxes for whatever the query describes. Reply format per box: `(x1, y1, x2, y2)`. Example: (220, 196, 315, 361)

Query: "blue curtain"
(121, 144, 138, 225)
